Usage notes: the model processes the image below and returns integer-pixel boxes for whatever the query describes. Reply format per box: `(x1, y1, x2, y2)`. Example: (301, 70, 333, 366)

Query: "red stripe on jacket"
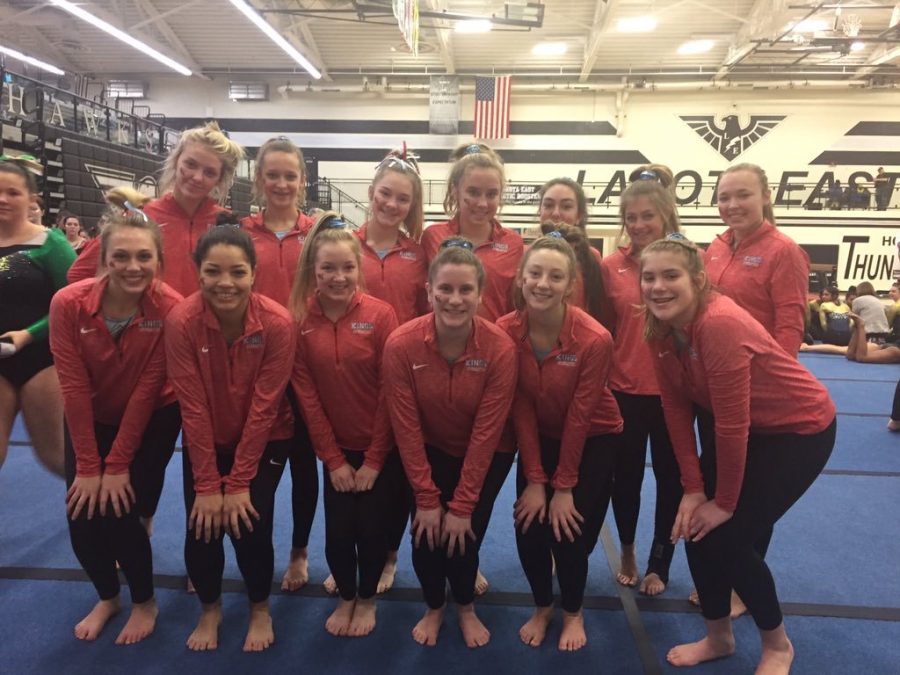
(703, 221, 809, 356)
(498, 306, 622, 489)
(50, 277, 183, 477)
(241, 210, 315, 307)
(651, 293, 835, 512)
(383, 315, 517, 516)
(166, 292, 295, 496)
(356, 224, 428, 324)
(292, 291, 398, 472)
(421, 218, 524, 323)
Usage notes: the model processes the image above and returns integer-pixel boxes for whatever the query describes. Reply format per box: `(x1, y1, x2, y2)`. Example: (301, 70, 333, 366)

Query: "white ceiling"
(0, 1, 898, 87)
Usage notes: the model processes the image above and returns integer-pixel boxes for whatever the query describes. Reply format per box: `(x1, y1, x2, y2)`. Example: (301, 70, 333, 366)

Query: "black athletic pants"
(287, 391, 318, 550)
(892, 379, 900, 422)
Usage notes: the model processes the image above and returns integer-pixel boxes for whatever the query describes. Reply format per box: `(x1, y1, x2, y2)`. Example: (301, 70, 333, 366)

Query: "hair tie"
(123, 200, 149, 223)
(547, 230, 563, 239)
(465, 144, 482, 155)
(0, 153, 43, 176)
(637, 169, 659, 182)
(439, 237, 474, 251)
(323, 216, 348, 229)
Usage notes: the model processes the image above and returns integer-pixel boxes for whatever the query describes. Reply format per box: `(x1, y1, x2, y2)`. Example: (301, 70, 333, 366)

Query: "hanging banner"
(429, 75, 459, 135)
(393, 0, 419, 56)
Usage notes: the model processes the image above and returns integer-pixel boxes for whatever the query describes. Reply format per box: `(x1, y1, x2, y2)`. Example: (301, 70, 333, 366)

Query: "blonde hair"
(100, 187, 162, 270)
(513, 234, 577, 311)
(252, 136, 306, 207)
(443, 142, 505, 217)
(720, 162, 776, 226)
(289, 211, 363, 322)
(159, 121, 245, 204)
(640, 237, 710, 341)
(617, 164, 681, 248)
(371, 148, 424, 241)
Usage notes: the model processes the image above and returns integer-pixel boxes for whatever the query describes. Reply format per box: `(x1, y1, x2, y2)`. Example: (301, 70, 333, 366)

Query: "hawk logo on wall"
(85, 163, 158, 197)
(680, 114, 785, 160)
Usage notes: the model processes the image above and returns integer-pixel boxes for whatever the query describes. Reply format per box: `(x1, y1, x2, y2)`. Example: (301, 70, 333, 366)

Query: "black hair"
(193, 223, 257, 270)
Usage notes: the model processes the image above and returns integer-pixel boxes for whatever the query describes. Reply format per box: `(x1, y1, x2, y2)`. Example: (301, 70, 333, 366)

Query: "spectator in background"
(819, 286, 852, 346)
(845, 285, 858, 308)
(27, 195, 44, 226)
(826, 181, 843, 210)
(57, 212, 88, 254)
(887, 282, 900, 340)
(874, 167, 890, 211)
(852, 282, 891, 343)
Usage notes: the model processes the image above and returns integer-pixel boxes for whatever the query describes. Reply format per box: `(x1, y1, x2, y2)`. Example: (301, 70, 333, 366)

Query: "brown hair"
(719, 163, 776, 226)
(513, 234, 577, 311)
(427, 239, 485, 293)
(640, 236, 710, 341)
(443, 142, 505, 217)
(538, 177, 589, 229)
(159, 121, 245, 204)
(617, 164, 681, 248)
(538, 223, 604, 321)
(100, 187, 163, 270)
(371, 148, 424, 241)
(0, 161, 39, 194)
(252, 136, 306, 207)
(289, 211, 363, 321)
(855, 281, 875, 297)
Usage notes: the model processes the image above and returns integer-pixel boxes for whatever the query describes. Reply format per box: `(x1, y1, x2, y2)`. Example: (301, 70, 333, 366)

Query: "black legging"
(287, 391, 318, 550)
(687, 415, 836, 630)
(610, 391, 683, 582)
(65, 404, 181, 604)
(323, 449, 392, 601)
(892, 379, 900, 422)
(384, 450, 413, 552)
(182, 439, 290, 605)
(516, 434, 617, 613)
(410, 447, 514, 609)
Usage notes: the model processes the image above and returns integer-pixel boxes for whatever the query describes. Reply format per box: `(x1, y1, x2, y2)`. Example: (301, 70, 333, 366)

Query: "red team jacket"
(651, 293, 835, 512)
(241, 210, 315, 307)
(497, 306, 623, 489)
(50, 277, 183, 477)
(421, 218, 524, 323)
(356, 224, 428, 325)
(703, 220, 809, 356)
(166, 292, 295, 496)
(292, 291, 398, 472)
(383, 315, 517, 516)
(68, 194, 227, 297)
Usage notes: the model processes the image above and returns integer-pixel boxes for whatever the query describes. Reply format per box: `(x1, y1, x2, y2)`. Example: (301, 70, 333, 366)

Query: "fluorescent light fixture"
(227, 0, 321, 79)
(789, 18, 829, 33)
(48, 0, 191, 76)
(455, 19, 492, 34)
(0, 45, 65, 75)
(678, 39, 715, 55)
(617, 16, 657, 33)
(532, 42, 567, 56)
(850, 41, 866, 52)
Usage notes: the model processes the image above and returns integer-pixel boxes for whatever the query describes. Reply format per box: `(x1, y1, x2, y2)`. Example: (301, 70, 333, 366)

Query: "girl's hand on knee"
(223, 491, 260, 539)
(514, 481, 547, 534)
(412, 507, 443, 551)
(99, 472, 135, 518)
(671, 492, 708, 543)
(329, 463, 356, 492)
(687, 500, 733, 542)
(549, 489, 583, 543)
(189, 493, 224, 543)
(66, 475, 102, 520)
(441, 512, 475, 557)
(354, 465, 379, 492)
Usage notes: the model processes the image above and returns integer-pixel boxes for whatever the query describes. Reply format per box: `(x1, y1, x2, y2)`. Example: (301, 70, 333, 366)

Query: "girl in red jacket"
(641, 235, 836, 674)
(68, 121, 245, 296)
(498, 234, 622, 652)
(600, 165, 683, 597)
(50, 188, 182, 645)
(166, 225, 295, 653)
(421, 143, 524, 324)
(290, 212, 398, 636)
(384, 240, 517, 648)
(239, 136, 318, 593)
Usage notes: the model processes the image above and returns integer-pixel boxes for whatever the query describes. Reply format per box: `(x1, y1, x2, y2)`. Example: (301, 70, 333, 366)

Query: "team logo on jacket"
(491, 242, 509, 252)
(244, 334, 264, 347)
(742, 255, 764, 267)
(351, 322, 375, 334)
(465, 358, 488, 371)
(680, 114, 784, 160)
(138, 319, 163, 331)
(399, 250, 418, 261)
(556, 353, 578, 366)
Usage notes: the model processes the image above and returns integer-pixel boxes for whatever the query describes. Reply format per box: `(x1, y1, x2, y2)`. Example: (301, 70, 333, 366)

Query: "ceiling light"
(617, 16, 657, 33)
(455, 19, 492, 34)
(789, 18, 830, 33)
(48, 0, 191, 76)
(532, 42, 567, 56)
(677, 39, 715, 55)
(850, 41, 866, 52)
(227, 0, 321, 79)
(0, 45, 65, 75)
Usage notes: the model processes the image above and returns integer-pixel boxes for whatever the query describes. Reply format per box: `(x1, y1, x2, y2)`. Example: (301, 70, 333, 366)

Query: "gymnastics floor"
(1, 353, 898, 674)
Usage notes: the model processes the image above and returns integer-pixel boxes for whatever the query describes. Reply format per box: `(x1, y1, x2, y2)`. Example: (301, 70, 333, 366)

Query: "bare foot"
(412, 607, 444, 646)
(688, 589, 700, 606)
(323, 574, 338, 595)
(458, 604, 490, 648)
(74, 597, 121, 641)
(667, 635, 736, 667)
(474, 570, 490, 596)
(730, 590, 747, 619)
(281, 547, 309, 592)
(186, 602, 222, 651)
(519, 606, 553, 647)
(639, 572, 666, 596)
(115, 599, 158, 645)
(244, 602, 275, 652)
(756, 639, 794, 675)
(617, 544, 638, 587)
(325, 598, 355, 637)
(558, 611, 587, 652)
(348, 597, 376, 637)
(888, 418, 900, 432)
(377, 551, 398, 594)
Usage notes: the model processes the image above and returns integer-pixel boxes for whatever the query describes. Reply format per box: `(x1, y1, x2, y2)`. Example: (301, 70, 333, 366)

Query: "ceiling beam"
(129, 0, 204, 30)
(715, 0, 789, 81)
(423, 0, 455, 74)
(580, 0, 614, 82)
(260, 0, 331, 81)
(132, 0, 208, 79)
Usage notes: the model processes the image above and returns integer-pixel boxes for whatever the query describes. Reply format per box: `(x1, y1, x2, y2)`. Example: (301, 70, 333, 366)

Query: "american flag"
(474, 76, 511, 140)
